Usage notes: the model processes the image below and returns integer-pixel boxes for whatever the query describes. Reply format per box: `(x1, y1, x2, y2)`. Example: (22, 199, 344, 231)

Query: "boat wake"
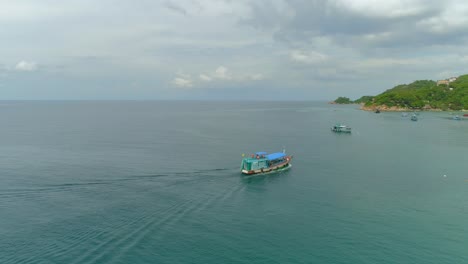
(1, 166, 247, 263)
(0, 167, 239, 199)
(70, 174, 244, 264)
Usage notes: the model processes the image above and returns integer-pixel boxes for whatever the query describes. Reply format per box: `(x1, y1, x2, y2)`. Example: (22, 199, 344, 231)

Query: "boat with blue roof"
(240, 150, 292, 175)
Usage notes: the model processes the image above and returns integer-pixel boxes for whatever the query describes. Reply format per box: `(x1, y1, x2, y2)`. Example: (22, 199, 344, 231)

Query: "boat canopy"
(266, 152, 285, 160)
(255, 151, 267, 156)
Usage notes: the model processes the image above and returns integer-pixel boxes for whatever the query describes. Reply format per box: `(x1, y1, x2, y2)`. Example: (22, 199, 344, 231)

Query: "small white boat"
(331, 124, 352, 133)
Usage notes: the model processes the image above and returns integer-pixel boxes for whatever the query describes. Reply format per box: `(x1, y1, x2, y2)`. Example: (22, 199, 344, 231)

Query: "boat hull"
(331, 128, 351, 133)
(241, 162, 292, 175)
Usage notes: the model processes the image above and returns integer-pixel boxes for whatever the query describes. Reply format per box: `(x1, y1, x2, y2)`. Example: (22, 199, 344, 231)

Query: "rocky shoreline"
(329, 101, 467, 112)
(359, 104, 467, 112)
(360, 105, 424, 111)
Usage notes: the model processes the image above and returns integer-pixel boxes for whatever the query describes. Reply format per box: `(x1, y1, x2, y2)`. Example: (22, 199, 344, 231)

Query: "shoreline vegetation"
(332, 74, 468, 111)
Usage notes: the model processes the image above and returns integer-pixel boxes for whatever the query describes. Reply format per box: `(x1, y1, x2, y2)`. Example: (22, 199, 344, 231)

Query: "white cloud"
(199, 74, 212, 81)
(173, 77, 193, 87)
(290, 50, 328, 64)
(213, 66, 231, 80)
(417, 2, 468, 33)
(175, 66, 264, 88)
(172, 73, 193, 88)
(334, 0, 430, 18)
(15, 60, 38, 71)
(249, 73, 264, 80)
(201, 66, 263, 81)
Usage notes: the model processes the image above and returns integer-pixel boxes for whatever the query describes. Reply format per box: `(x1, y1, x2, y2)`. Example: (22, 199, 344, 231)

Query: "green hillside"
(354, 95, 374, 104)
(334, 74, 468, 110)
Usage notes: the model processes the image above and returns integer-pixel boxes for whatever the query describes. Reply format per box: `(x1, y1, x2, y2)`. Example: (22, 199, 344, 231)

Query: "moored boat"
(240, 151, 292, 175)
(453, 115, 461, 120)
(331, 124, 352, 133)
(411, 114, 418, 121)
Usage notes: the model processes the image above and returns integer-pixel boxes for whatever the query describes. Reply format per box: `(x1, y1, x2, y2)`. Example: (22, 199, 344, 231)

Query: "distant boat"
(331, 124, 352, 133)
(401, 112, 408, 117)
(240, 151, 292, 175)
(411, 114, 418, 121)
(463, 114, 468, 117)
(453, 115, 461, 120)
(375, 109, 381, 113)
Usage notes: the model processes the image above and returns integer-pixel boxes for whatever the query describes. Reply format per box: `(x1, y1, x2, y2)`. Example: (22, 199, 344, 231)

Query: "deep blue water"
(1, 101, 467, 263)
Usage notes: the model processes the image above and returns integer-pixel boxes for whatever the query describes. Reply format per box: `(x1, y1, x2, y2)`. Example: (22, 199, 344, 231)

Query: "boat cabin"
(241, 152, 286, 171)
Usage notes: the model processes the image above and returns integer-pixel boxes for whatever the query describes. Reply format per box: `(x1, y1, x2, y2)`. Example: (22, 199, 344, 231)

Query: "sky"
(1, 0, 468, 100)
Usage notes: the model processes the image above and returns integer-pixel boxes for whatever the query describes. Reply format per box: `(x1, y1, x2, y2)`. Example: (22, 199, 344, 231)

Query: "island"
(331, 97, 353, 104)
(333, 74, 468, 111)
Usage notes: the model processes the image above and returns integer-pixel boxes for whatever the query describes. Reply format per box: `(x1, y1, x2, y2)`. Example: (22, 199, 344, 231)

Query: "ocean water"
(1, 101, 467, 263)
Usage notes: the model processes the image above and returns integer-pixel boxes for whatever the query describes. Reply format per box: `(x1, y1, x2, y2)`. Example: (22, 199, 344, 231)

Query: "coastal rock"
(359, 104, 445, 112)
(360, 104, 409, 112)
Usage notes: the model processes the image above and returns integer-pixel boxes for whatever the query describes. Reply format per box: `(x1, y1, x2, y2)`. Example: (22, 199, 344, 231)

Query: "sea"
(0, 101, 467, 264)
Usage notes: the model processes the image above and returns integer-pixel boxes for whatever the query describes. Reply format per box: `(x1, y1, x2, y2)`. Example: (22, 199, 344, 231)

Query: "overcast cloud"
(1, 0, 468, 100)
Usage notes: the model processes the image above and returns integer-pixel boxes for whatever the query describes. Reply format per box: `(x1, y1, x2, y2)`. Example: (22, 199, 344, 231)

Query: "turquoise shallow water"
(1, 101, 467, 263)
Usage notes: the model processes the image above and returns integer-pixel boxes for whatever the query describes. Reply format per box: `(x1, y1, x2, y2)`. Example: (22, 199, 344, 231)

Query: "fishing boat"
(240, 151, 292, 175)
(331, 124, 352, 133)
(411, 114, 418, 121)
(453, 115, 461, 120)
